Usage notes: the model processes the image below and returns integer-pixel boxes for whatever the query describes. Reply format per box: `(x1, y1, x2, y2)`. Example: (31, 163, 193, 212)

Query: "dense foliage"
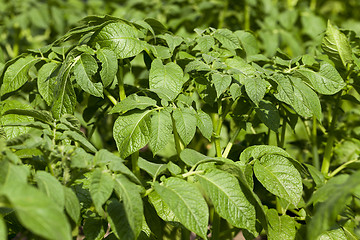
(1, 0, 360, 239)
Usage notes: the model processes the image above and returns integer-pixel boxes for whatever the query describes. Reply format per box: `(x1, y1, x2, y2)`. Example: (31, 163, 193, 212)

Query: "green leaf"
(230, 83, 242, 100)
(89, 169, 114, 216)
(160, 33, 183, 53)
(37, 62, 58, 105)
(194, 35, 215, 52)
(196, 169, 256, 232)
(292, 77, 322, 119)
(154, 177, 209, 239)
(74, 54, 103, 97)
(180, 148, 210, 167)
(319, 228, 347, 240)
(52, 58, 77, 119)
(0, 161, 29, 188)
(225, 57, 256, 76)
(0, 216, 6, 240)
(214, 29, 241, 51)
(253, 154, 303, 206)
(96, 48, 118, 87)
(112, 175, 143, 239)
(4, 109, 54, 125)
(64, 131, 97, 153)
(113, 110, 151, 158)
(70, 148, 93, 169)
(110, 94, 157, 114)
(138, 157, 167, 178)
(5, 184, 71, 240)
(196, 109, 213, 141)
(148, 191, 178, 222)
(149, 58, 185, 101)
(107, 199, 135, 240)
(235, 30, 259, 56)
(0, 99, 34, 139)
(267, 208, 296, 240)
(149, 110, 173, 154)
(91, 21, 145, 59)
(295, 62, 345, 95)
(255, 100, 280, 132)
(1, 55, 40, 96)
(244, 77, 267, 105)
(173, 107, 197, 145)
(63, 186, 80, 223)
(36, 171, 65, 209)
(322, 20, 353, 68)
(212, 73, 232, 98)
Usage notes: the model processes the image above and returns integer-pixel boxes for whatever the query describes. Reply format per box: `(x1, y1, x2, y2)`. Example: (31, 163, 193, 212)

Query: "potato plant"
(0, 13, 360, 240)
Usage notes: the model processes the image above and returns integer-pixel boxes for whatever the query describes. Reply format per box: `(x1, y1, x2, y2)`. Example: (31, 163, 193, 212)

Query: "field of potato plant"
(1, 0, 360, 239)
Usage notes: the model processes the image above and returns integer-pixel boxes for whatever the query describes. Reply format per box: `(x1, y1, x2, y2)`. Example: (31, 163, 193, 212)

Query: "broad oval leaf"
(244, 77, 267, 105)
(149, 110, 173, 154)
(196, 169, 256, 232)
(112, 175, 143, 239)
(113, 110, 151, 158)
(322, 20, 353, 68)
(1, 55, 40, 96)
(148, 191, 178, 222)
(196, 109, 213, 141)
(154, 177, 209, 239)
(173, 107, 197, 145)
(255, 100, 280, 132)
(267, 208, 296, 240)
(91, 21, 145, 59)
(37, 62, 58, 105)
(74, 54, 103, 97)
(214, 29, 241, 51)
(96, 48, 118, 87)
(110, 94, 157, 114)
(212, 73, 232, 98)
(6, 184, 71, 240)
(149, 58, 185, 101)
(63, 186, 80, 223)
(254, 154, 303, 206)
(89, 169, 114, 216)
(295, 62, 345, 95)
(36, 171, 65, 209)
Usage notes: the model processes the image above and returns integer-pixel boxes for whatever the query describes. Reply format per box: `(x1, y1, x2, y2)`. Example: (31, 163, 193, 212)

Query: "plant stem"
(312, 117, 320, 170)
(218, 0, 228, 29)
(244, 0, 250, 30)
(321, 93, 342, 176)
(117, 59, 126, 101)
(214, 101, 224, 157)
(104, 89, 118, 105)
(212, 211, 220, 239)
(172, 114, 184, 156)
(222, 125, 241, 158)
(310, 0, 317, 11)
(329, 159, 359, 178)
(131, 150, 141, 179)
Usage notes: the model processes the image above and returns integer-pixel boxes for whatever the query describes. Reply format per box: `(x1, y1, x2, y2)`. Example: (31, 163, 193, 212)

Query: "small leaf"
(64, 131, 97, 153)
(214, 29, 241, 51)
(91, 21, 145, 59)
(113, 110, 151, 158)
(229, 83, 242, 100)
(194, 35, 215, 52)
(70, 148, 93, 169)
(74, 54, 103, 97)
(64, 186, 80, 223)
(96, 48, 118, 87)
(112, 175, 143, 239)
(89, 169, 114, 216)
(295, 62, 345, 95)
(212, 73, 232, 98)
(196, 169, 256, 232)
(196, 109, 213, 141)
(173, 107, 197, 145)
(149, 59, 185, 101)
(36, 171, 65, 209)
(254, 154, 303, 206)
(267, 208, 296, 240)
(138, 157, 167, 178)
(322, 20, 353, 68)
(1, 55, 40, 96)
(244, 77, 267, 105)
(149, 110, 173, 154)
(37, 62, 58, 105)
(154, 177, 209, 239)
(255, 100, 280, 132)
(110, 94, 157, 114)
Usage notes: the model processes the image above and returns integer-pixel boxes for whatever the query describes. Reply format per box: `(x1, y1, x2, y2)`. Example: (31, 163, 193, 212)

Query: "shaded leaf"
(244, 77, 267, 105)
(36, 171, 65, 209)
(97, 48, 118, 87)
(196, 109, 213, 141)
(64, 186, 80, 223)
(89, 169, 114, 216)
(149, 110, 173, 154)
(37, 62, 58, 105)
(255, 100, 280, 132)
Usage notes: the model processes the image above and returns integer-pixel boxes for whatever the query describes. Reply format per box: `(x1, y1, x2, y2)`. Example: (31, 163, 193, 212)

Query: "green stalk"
(244, 0, 250, 30)
(329, 159, 359, 178)
(310, 0, 317, 11)
(214, 101, 224, 157)
(312, 117, 320, 170)
(172, 114, 184, 156)
(212, 211, 220, 239)
(279, 117, 287, 148)
(104, 89, 118, 105)
(321, 93, 342, 176)
(218, 0, 228, 29)
(222, 125, 241, 158)
(117, 59, 126, 101)
(131, 150, 141, 179)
